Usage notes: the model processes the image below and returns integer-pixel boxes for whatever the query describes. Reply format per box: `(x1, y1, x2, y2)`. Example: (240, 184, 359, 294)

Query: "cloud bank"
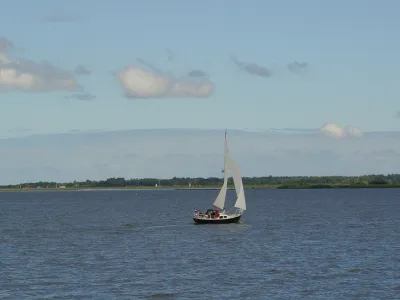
(116, 59, 214, 99)
(0, 37, 82, 93)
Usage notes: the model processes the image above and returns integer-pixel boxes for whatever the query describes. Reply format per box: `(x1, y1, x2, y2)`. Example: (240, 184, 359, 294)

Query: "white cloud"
(320, 123, 363, 139)
(320, 123, 344, 138)
(0, 37, 81, 93)
(116, 66, 214, 98)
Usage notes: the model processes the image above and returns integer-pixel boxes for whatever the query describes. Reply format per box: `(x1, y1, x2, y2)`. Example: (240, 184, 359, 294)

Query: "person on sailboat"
(204, 209, 219, 218)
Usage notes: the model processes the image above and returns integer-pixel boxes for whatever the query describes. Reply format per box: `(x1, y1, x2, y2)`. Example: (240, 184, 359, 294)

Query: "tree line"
(1, 174, 399, 189)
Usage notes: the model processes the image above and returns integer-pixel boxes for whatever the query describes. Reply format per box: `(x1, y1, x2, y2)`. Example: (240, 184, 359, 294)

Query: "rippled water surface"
(0, 188, 399, 299)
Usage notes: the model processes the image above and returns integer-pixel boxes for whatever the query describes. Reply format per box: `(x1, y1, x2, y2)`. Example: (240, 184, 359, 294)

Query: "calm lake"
(0, 188, 399, 299)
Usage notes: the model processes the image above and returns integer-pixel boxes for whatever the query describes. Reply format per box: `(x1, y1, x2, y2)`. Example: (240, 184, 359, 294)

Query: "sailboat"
(193, 131, 246, 224)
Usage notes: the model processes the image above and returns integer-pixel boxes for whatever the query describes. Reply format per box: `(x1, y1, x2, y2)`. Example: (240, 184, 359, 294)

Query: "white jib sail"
(226, 153, 246, 211)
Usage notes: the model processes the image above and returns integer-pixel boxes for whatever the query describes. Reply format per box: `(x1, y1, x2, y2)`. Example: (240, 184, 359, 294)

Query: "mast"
(212, 130, 229, 210)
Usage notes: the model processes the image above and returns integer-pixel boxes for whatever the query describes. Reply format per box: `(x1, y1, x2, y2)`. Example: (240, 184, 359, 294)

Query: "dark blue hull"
(193, 215, 241, 224)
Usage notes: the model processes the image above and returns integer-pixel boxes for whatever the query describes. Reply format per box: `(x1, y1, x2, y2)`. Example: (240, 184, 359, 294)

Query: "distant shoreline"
(1, 183, 400, 192)
(2, 174, 399, 191)
(0, 186, 231, 192)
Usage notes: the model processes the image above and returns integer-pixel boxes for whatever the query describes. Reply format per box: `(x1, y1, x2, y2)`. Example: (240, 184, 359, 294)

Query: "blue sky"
(1, 0, 400, 135)
(1, 1, 400, 182)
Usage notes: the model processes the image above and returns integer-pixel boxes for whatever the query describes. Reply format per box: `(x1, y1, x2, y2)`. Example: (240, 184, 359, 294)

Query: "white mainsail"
(212, 131, 246, 212)
(212, 132, 229, 210)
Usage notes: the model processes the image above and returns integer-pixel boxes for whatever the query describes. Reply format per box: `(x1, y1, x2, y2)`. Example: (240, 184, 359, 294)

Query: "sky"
(1, 129, 400, 185)
(1, 0, 400, 183)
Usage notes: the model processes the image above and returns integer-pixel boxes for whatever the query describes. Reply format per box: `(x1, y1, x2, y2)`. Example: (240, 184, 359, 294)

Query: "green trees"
(2, 173, 400, 189)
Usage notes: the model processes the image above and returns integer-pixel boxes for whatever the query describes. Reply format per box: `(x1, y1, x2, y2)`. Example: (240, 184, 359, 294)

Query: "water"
(0, 188, 399, 299)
